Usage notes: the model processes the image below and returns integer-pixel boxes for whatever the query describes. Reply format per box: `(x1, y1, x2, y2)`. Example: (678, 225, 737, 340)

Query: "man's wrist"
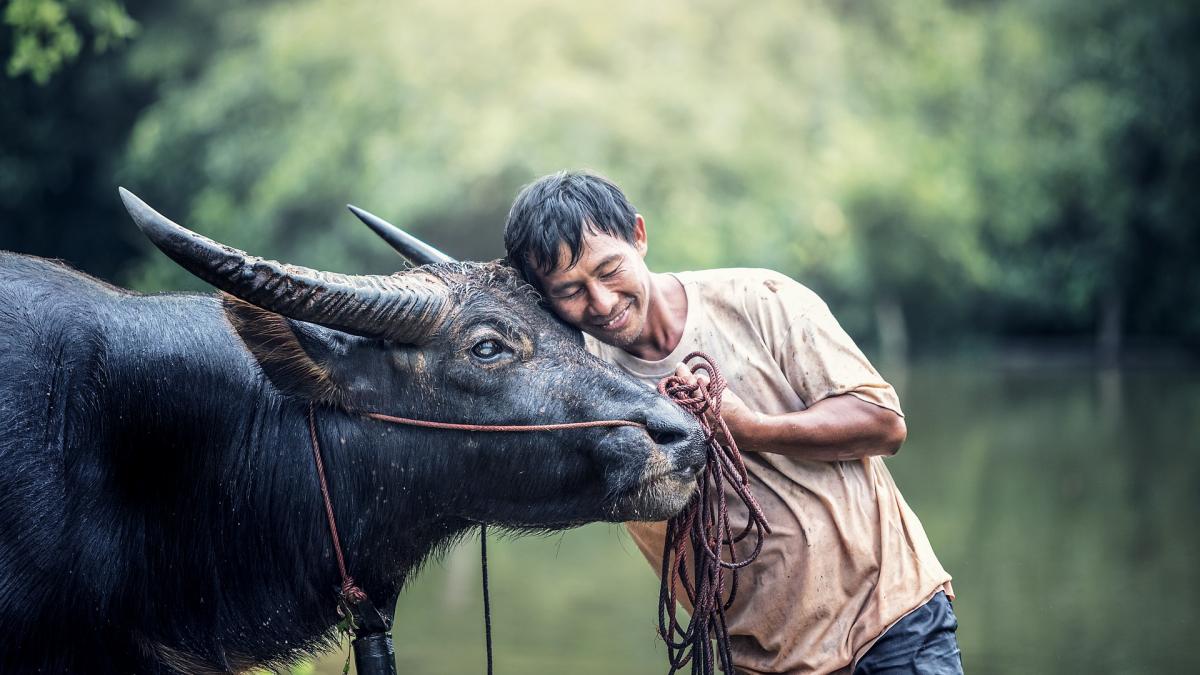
(734, 410, 771, 451)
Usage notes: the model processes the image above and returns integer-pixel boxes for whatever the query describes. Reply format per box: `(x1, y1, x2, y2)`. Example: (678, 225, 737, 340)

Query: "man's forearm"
(734, 394, 906, 461)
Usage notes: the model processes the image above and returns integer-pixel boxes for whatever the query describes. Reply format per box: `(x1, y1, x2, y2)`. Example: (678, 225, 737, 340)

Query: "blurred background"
(2, 0, 1197, 672)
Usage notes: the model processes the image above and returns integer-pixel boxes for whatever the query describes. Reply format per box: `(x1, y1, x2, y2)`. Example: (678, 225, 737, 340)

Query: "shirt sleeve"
(768, 281, 904, 416)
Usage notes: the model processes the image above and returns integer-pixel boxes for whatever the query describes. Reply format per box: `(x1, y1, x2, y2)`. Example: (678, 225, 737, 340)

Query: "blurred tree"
(956, 0, 1200, 359)
(1, 0, 1196, 354)
(832, 0, 1200, 356)
(1, 0, 146, 282)
(120, 0, 853, 289)
(4, 0, 136, 83)
(0, 0, 272, 283)
(821, 0, 994, 357)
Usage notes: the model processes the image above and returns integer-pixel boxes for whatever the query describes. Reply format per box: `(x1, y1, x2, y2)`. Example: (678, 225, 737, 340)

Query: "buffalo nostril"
(645, 410, 694, 447)
(646, 420, 706, 478)
(648, 427, 688, 447)
(643, 407, 706, 476)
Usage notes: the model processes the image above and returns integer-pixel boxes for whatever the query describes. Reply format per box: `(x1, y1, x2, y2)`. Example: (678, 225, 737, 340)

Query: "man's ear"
(633, 214, 648, 256)
(222, 295, 348, 406)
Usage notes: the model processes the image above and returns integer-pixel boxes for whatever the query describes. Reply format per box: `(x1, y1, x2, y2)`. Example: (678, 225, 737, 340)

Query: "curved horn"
(119, 188, 449, 343)
(347, 204, 456, 265)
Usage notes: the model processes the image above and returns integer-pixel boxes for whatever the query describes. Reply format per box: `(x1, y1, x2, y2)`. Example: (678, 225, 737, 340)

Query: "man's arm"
(727, 391, 906, 461)
(676, 364, 906, 462)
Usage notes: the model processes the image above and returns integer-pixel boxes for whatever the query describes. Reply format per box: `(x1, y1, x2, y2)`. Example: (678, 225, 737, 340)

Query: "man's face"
(534, 216, 652, 350)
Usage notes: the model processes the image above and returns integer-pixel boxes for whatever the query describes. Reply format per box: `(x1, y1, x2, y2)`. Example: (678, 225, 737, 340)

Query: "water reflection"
(893, 364, 1199, 674)
(312, 364, 1200, 674)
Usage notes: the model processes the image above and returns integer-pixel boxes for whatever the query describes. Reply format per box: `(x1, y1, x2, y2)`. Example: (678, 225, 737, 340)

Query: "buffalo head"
(119, 189, 705, 527)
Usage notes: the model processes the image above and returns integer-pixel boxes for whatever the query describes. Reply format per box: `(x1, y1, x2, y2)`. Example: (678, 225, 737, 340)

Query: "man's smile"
(593, 299, 634, 332)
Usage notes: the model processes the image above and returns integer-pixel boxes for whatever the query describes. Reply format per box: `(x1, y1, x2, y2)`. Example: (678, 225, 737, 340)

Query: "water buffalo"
(0, 189, 705, 673)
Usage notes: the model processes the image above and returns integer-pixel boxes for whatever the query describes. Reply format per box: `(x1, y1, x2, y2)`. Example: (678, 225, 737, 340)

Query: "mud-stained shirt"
(584, 268, 953, 675)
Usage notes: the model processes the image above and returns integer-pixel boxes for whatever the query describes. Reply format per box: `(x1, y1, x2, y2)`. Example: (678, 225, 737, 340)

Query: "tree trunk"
(875, 296, 909, 367)
(1098, 290, 1123, 368)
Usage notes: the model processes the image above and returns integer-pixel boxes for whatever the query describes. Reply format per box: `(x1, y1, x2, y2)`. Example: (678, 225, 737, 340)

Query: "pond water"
(311, 363, 1200, 674)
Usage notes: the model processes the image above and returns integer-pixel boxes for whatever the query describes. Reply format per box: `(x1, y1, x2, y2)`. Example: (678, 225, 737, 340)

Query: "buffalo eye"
(471, 339, 506, 362)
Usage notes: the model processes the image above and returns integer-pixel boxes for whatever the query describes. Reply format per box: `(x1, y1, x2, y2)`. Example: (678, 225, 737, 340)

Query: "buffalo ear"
(222, 295, 348, 406)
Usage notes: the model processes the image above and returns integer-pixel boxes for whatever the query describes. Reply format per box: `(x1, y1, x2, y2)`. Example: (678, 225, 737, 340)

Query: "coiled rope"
(655, 352, 772, 675)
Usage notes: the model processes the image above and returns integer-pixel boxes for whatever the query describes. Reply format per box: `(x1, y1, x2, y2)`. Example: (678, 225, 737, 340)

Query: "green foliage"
(2, 0, 1197, 353)
(4, 0, 136, 83)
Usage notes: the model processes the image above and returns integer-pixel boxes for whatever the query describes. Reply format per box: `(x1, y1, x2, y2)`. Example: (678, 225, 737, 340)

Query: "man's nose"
(588, 282, 619, 316)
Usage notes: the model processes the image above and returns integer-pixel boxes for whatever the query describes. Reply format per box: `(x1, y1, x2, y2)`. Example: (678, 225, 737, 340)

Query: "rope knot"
(339, 577, 369, 606)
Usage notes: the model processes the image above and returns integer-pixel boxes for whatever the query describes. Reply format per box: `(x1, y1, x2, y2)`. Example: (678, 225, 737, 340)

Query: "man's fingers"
(674, 363, 714, 393)
(674, 363, 697, 386)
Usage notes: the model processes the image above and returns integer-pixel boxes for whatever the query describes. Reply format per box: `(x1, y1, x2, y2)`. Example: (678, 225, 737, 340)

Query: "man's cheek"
(551, 301, 585, 329)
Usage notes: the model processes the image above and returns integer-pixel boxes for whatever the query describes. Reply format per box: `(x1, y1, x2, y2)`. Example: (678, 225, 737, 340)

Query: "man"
(503, 171, 961, 674)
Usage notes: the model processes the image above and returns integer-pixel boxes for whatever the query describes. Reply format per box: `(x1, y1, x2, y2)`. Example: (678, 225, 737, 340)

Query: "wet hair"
(503, 170, 638, 287)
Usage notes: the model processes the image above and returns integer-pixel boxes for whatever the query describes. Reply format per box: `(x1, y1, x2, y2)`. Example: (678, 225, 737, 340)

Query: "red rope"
(363, 412, 642, 433)
(655, 352, 772, 675)
(307, 403, 367, 606)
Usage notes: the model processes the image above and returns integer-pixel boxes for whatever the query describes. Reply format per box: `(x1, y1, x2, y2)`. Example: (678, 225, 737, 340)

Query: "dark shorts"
(853, 591, 963, 675)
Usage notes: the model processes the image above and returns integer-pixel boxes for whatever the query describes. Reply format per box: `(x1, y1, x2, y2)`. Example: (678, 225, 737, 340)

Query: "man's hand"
(672, 363, 761, 445)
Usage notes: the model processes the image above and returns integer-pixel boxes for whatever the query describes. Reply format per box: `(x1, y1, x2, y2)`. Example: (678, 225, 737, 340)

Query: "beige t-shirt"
(585, 268, 953, 675)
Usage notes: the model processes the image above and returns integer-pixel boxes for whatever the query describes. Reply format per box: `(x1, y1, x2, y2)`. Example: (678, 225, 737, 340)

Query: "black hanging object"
(347, 594, 397, 675)
(481, 524, 494, 675)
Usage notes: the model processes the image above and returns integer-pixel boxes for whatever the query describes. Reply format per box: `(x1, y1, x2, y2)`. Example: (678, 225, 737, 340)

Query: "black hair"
(503, 170, 638, 286)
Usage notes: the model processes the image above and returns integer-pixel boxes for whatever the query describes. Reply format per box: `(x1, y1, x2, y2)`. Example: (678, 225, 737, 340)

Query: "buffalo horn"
(119, 188, 449, 343)
(347, 204, 456, 265)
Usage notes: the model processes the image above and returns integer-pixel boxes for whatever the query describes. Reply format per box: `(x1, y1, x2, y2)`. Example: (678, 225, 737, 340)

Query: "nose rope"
(655, 352, 772, 675)
(362, 411, 644, 432)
